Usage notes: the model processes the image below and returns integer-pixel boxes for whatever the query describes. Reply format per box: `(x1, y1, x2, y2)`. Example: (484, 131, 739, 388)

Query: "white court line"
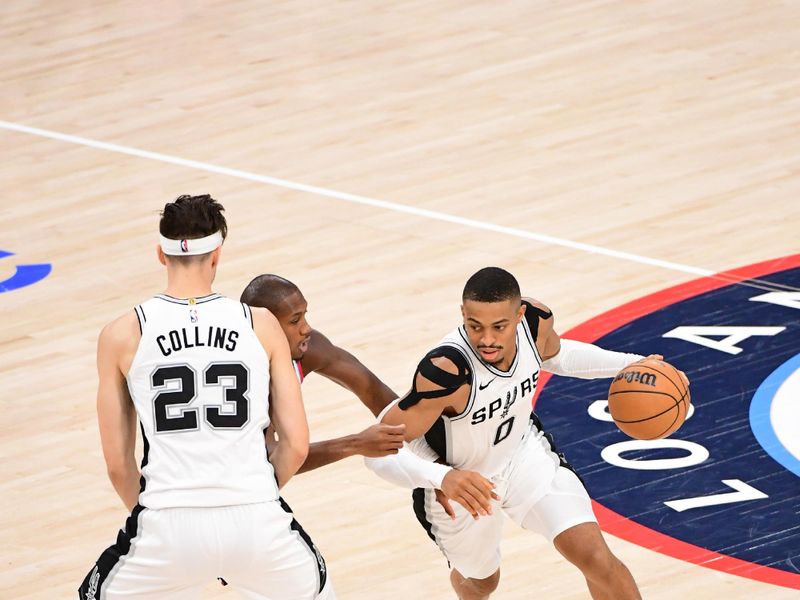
(0, 119, 713, 277)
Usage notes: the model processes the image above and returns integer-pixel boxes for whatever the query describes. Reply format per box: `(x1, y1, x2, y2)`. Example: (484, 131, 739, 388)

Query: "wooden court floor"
(1, 1, 799, 598)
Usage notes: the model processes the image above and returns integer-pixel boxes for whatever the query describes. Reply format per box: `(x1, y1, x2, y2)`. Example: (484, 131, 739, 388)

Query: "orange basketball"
(608, 358, 690, 440)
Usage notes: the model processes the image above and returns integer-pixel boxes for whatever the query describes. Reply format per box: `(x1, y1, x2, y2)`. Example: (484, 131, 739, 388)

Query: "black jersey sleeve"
(522, 300, 553, 342)
(398, 345, 472, 410)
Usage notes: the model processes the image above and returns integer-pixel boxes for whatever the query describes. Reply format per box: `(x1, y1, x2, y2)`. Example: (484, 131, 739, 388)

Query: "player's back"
(127, 293, 276, 509)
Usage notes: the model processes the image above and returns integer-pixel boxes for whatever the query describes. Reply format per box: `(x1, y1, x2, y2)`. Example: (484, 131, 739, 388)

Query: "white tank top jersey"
(126, 293, 277, 509)
(416, 302, 561, 479)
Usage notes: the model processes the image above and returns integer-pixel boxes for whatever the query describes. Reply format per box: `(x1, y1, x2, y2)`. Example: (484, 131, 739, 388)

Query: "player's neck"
(164, 269, 214, 299)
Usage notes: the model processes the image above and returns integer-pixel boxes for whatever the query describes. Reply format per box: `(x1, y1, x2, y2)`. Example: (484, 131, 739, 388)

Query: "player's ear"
(156, 245, 167, 266)
(516, 300, 526, 322)
(460, 304, 466, 320)
(210, 246, 222, 268)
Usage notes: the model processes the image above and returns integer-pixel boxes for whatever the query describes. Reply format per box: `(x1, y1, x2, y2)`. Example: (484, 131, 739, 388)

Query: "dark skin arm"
(302, 330, 397, 417)
(269, 330, 405, 473)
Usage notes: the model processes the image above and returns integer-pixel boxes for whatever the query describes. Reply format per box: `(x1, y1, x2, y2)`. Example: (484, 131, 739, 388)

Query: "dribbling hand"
(639, 354, 690, 388)
(438, 469, 500, 520)
(355, 423, 406, 458)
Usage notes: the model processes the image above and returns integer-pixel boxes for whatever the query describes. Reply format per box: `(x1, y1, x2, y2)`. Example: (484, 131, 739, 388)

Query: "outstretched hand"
(354, 423, 406, 458)
(437, 469, 500, 520)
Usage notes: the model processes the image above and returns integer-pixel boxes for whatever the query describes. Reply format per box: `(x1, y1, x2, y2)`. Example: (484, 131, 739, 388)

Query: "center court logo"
(534, 254, 800, 590)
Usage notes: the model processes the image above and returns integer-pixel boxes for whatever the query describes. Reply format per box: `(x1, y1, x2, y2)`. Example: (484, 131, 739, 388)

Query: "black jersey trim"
(153, 293, 223, 305)
(139, 423, 150, 494)
(243, 304, 254, 329)
(278, 497, 327, 593)
(133, 306, 144, 335)
(529, 411, 585, 486)
(521, 300, 551, 342)
(520, 313, 544, 366)
(412, 488, 437, 544)
(424, 417, 448, 462)
(78, 504, 146, 599)
(457, 326, 520, 378)
(411, 489, 450, 569)
(522, 300, 550, 364)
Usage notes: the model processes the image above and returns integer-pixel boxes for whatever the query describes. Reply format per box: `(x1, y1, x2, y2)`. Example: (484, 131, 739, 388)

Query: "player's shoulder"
(520, 296, 555, 342)
(248, 305, 277, 326)
(521, 296, 553, 317)
(100, 310, 140, 350)
(247, 305, 283, 342)
(299, 329, 336, 373)
(418, 344, 472, 379)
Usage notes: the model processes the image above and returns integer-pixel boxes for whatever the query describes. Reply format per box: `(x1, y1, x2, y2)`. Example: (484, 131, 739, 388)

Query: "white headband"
(159, 231, 223, 256)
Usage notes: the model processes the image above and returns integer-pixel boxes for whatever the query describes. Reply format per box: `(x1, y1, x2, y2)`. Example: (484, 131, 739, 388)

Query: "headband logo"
(160, 231, 222, 256)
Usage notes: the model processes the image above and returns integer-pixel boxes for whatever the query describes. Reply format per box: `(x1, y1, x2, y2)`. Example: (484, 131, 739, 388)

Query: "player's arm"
(293, 329, 404, 473)
(252, 307, 309, 488)
(297, 423, 406, 473)
(527, 297, 646, 377)
(96, 317, 140, 512)
(304, 330, 398, 416)
(367, 349, 499, 518)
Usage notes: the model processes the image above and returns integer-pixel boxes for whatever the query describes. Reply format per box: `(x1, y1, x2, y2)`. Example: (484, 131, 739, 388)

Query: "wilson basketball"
(608, 358, 690, 440)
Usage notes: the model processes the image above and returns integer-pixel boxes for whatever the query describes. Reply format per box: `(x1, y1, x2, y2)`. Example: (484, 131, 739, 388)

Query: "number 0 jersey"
(414, 302, 561, 479)
(127, 293, 276, 509)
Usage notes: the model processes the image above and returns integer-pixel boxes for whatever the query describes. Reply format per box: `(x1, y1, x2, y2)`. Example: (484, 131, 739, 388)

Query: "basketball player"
(78, 195, 334, 600)
(240, 274, 406, 470)
(366, 267, 686, 600)
(239, 275, 497, 511)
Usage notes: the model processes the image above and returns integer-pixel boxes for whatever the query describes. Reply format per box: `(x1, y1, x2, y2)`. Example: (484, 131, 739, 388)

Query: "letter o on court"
(588, 400, 615, 422)
(601, 439, 709, 470)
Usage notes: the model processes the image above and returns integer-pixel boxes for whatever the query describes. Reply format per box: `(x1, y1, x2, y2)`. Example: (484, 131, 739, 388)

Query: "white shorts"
(78, 499, 335, 600)
(413, 426, 596, 580)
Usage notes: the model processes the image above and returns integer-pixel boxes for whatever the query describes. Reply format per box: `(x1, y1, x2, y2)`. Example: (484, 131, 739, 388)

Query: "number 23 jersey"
(126, 294, 276, 509)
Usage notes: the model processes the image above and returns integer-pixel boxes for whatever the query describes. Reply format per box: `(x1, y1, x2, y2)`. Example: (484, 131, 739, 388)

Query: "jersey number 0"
(151, 363, 250, 432)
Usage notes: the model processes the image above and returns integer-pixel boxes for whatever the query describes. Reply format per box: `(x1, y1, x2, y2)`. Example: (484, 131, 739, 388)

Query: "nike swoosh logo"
(478, 378, 496, 390)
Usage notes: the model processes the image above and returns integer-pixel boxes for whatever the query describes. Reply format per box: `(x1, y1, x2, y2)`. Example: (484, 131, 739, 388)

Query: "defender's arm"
(306, 330, 398, 417)
(292, 330, 404, 472)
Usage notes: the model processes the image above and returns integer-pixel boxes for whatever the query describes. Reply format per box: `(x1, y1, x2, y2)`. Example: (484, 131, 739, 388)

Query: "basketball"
(608, 358, 690, 440)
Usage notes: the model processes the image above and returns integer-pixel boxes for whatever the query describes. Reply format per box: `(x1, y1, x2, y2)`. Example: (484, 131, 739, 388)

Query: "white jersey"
(127, 293, 277, 509)
(418, 303, 560, 479)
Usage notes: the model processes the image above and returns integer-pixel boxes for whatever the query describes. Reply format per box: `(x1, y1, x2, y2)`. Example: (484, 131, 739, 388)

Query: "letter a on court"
(749, 292, 800, 311)
(662, 326, 785, 355)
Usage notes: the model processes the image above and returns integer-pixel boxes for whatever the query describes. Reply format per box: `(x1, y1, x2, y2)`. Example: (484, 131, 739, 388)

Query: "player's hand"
(440, 469, 500, 520)
(640, 354, 690, 388)
(434, 488, 456, 520)
(354, 423, 406, 458)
